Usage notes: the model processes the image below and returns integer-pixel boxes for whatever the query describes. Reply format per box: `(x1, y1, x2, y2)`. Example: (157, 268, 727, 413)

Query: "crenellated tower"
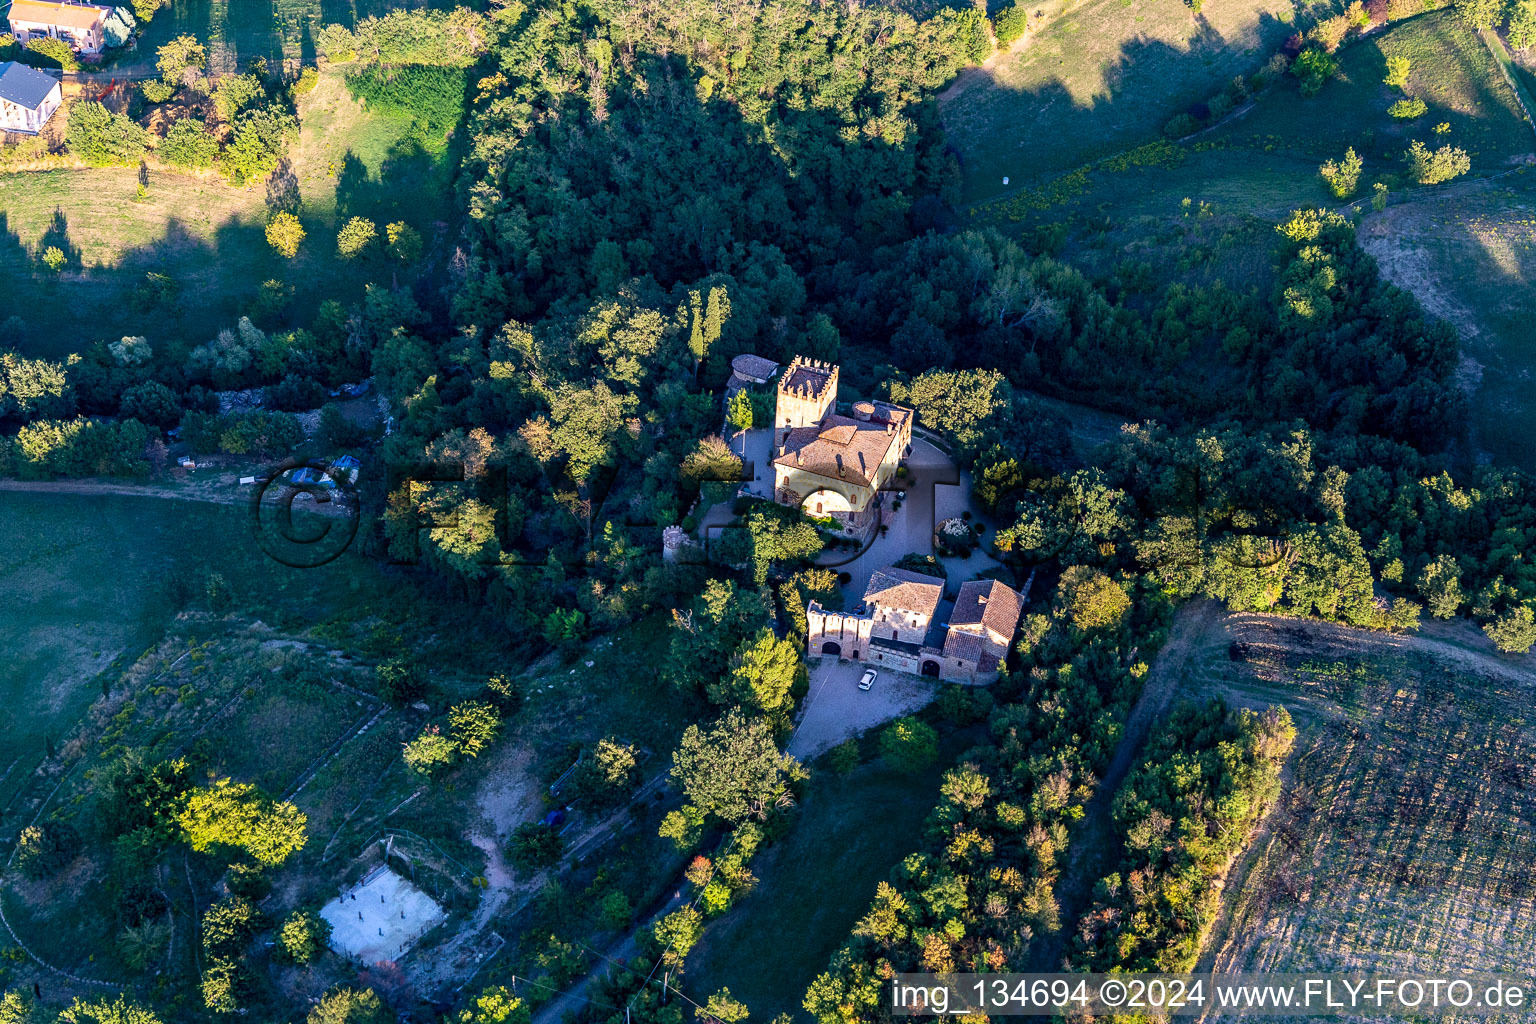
(775, 356, 838, 431)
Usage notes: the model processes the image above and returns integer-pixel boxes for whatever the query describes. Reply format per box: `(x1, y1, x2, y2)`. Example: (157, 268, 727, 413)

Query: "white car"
(858, 669, 878, 691)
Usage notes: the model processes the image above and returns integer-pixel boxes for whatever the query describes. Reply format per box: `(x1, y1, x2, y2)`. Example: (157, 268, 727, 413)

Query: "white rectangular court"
(320, 865, 446, 964)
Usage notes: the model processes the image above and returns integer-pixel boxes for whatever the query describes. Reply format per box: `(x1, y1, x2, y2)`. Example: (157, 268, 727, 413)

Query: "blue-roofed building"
(0, 61, 62, 135)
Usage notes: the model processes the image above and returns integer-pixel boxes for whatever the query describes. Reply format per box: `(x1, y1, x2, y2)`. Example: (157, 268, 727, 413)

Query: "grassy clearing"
(684, 728, 977, 1019)
(941, 0, 1304, 204)
(0, 624, 397, 978)
(1358, 173, 1536, 470)
(972, 12, 1533, 298)
(1225, 11, 1533, 163)
(1186, 616, 1536, 987)
(0, 490, 398, 812)
(128, 0, 455, 74)
(0, 68, 456, 360)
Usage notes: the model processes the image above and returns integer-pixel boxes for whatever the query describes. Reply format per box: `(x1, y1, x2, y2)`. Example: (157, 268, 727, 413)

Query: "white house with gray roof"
(0, 62, 62, 134)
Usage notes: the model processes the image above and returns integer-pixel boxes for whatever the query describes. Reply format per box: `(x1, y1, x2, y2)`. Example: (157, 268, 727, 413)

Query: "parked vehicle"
(858, 669, 878, 691)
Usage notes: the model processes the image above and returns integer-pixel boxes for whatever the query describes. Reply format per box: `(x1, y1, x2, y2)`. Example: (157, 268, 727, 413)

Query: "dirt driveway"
(788, 657, 941, 761)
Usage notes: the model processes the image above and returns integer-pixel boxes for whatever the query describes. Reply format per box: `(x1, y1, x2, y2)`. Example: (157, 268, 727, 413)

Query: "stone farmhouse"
(807, 567, 1024, 684)
(7, 0, 115, 55)
(771, 356, 913, 535)
(0, 61, 62, 135)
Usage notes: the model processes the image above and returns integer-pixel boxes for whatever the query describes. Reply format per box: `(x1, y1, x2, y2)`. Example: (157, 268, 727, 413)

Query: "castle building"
(771, 357, 913, 535)
(807, 568, 1024, 684)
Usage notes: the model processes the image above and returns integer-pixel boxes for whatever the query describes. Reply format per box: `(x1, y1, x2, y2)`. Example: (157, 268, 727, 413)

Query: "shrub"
(879, 716, 938, 774)
(828, 739, 860, 774)
(22, 36, 79, 71)
(157, 35, 206, 85)
(66, 102, 150, 167)
(1309, 14, 1351, 50)
(507, 822, 563, 871)
(402, 726, 457, 776)
(1319, 147, 1363, 198)
(376, 656, 424, 706)
(121, 381, 181, 426)
(110, 335, 153, 366)
(1389, 97, 1428, 118)
(319, 403, 370, 449)
(1485, 605, 1536, 653)
(158, 118, 219, 170)
(1511, 1, 1536, 48)
(277, 909, 331, 965)
(1383, 55, 1411, 88)
(1163, 113, 1201, 139)
(221, 106, 298, 185)
(140, 79, 176, 104)
(265, 211, 305, 258)
(15, 821, 81, 878)
(213, 73, 266, 122)
(293, 66, 320, 94)
(40, 246, 66, 272)
(250, 278, 294, 325)
(386, 221, 423, 262)
(1291, 47, 1339, 96)
(994, 4, 1028, 45)
(264, 374, 324, 411)
(1458, 0, 1507, 27)
(1406, 139, 1469, 184)
(336, 217, 377, 258)
(449, 699, 500, 757)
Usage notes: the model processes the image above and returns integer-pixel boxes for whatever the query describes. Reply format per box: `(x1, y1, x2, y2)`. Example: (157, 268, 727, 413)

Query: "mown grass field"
(1187, 615, 1536, 991)
(0, 490, 396, 812)
(1358, 173, 1536, 470)
(0, 68, 457, 360)
(971, 11, 1533, 302)
(685, 728, 977, 1019)
(941, 0, 1305, 204)
(128, 0, 453, 73)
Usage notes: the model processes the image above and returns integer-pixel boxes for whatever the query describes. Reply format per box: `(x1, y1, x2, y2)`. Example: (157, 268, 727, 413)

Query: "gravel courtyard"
(787, 656, 941, 760)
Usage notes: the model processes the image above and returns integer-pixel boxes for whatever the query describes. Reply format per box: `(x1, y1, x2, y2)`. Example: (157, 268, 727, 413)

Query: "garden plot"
(1191, 616, 1536, 989)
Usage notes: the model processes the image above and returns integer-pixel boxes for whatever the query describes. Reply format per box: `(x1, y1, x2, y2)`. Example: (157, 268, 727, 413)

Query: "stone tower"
(774, 356, 838, 431)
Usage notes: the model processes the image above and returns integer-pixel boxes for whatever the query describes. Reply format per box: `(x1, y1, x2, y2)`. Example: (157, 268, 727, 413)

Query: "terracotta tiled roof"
(9, 0, 108, 32)
(864, 567, 943, 620)
(941, 629, 988, 665)
(950, 579, 1024, 639)
(773, 410, 908, 487)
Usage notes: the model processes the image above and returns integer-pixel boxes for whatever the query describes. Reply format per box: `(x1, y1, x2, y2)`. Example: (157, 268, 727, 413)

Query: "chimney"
(836, 454, 845, 478)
